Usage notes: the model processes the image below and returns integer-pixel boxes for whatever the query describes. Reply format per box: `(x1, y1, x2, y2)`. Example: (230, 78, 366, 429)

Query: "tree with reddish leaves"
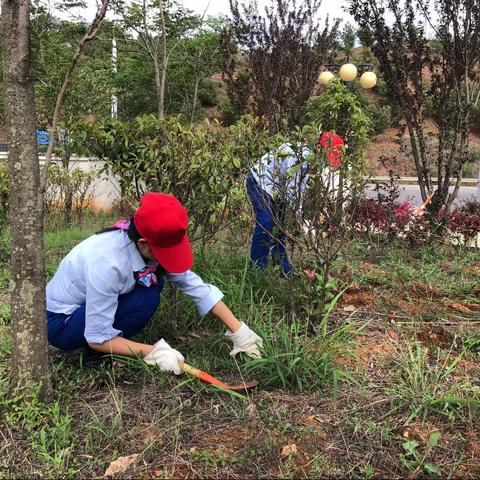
(348, 0, 480, 223)
(222, 0, 339, 131)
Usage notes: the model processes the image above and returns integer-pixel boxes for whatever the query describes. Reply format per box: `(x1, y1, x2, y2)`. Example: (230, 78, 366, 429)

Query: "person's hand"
(225, 322, 263, 358)
(413, 206, 426, 217)
(143, 339, 184, 375)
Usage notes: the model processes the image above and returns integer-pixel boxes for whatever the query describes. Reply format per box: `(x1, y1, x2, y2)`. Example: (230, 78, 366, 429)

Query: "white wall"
(0, 153, 120, 211)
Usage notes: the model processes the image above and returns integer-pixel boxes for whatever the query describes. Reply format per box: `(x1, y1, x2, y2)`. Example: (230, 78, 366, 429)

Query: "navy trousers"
(246, 173, 292, 275)
(47, 279, 164, 351)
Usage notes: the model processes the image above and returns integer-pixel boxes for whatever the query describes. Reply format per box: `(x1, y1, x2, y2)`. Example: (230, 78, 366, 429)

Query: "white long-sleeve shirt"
(250, 142, 312, 210)
(46, 229, 223, 344)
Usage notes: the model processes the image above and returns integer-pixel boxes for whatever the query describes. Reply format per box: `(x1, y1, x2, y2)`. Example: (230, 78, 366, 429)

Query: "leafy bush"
(348, 197, 429, 244)
(198, 79, 218, 108)
(80, 114, 283, 250)
(307, 79, 372, 164)
(447, 201, 480, 242)
(363, 103, 392, 135)
(342, 79, 393, 134)
(463, 147, 480, 178)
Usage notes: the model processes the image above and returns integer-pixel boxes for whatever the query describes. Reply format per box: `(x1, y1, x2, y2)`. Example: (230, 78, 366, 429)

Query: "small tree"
(79, 114, 278, 252)
(175, 19, 225, 123)
(348, 0, 480, 222)
(222, 0, 339, 130)
(307, 79, 372, 163)
(339, 23, 357, 59)
(114, 0, 199, 119)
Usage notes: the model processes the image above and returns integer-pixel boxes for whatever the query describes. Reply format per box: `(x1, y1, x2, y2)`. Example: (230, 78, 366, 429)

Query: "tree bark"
(158, 0, 167, 119)
(153, 53, 164, 119)
(2, 0, 52, 400)
(190, 78, 200, 124)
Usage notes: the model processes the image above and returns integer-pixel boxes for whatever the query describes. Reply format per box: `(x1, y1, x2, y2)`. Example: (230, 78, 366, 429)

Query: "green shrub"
(364, 103, 392, 135)
(44, 164, 96, 227)
(79, 114, 284, 250)
(307, 78, 372, 165)
(198, 79, 219, 108)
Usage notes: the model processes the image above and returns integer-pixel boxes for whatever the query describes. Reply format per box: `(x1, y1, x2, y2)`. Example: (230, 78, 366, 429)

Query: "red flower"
(303, 269, 316, 279)
(318, 132, 344, 169)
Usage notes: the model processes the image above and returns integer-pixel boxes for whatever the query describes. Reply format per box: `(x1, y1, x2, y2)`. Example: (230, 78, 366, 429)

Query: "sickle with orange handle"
(179, 361, 259, 392)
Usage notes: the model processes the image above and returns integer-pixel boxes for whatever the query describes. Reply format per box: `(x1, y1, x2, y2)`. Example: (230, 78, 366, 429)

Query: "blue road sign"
(36, 130, 50, 145)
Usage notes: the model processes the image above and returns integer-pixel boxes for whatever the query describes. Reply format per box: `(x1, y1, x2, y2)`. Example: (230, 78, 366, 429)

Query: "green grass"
(386, 343, 480, 424)
(0, 220, 480, 478)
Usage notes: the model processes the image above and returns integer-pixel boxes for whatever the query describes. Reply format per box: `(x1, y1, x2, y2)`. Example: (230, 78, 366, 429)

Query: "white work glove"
(225, 322, 263, 358)
(143, 339, 184, 375)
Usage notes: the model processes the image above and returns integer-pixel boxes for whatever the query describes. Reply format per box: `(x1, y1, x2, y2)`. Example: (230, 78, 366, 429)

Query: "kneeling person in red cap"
(46, 192, 263, 373)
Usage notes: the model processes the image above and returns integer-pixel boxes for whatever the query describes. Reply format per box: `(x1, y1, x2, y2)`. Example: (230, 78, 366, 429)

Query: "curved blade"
(225, 380, 259, 391)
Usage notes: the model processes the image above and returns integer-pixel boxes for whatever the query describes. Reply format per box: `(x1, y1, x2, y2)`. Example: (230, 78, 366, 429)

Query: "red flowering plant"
(447, 200, 480, 244)
(348, 197, 429, 244)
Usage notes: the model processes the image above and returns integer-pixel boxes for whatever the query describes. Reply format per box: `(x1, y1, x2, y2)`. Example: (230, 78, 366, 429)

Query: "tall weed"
(387, 343, 480, 423)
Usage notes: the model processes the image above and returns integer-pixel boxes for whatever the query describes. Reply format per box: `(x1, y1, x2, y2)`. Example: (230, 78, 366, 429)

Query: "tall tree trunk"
(153, 54, 164, 119)
(64, 184, 73, 227)
(158, 0, 167, 119)
(2, 0, 52, 400)
(189, 78, 200, 124)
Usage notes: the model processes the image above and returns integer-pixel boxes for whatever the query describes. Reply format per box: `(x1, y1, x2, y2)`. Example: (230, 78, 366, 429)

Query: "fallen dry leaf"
(281, 443, 298, 457)
(104, 454, 139, 477)
(387, 330, 399, 341)
(448, 302, 472, 314)
(247, 403, 257, 417)
(362, 261, 375, 272)
(343, 304, 357, 312)
(466, 266, 480, 275)
(187, 331, 202, 339)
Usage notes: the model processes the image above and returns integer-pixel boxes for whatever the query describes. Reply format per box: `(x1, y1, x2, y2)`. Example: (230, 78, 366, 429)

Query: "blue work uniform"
(46, 229, 223, 350)
(247, 142, 311, 275)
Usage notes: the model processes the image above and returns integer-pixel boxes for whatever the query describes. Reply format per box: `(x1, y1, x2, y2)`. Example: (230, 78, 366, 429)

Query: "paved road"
(365, 184, 479, 206)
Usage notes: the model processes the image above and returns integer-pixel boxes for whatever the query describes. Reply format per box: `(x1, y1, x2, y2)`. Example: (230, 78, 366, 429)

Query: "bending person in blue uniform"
(46, 192, 263, 373)
(247, 142, 311, 276)
(246, 133, 345, 276)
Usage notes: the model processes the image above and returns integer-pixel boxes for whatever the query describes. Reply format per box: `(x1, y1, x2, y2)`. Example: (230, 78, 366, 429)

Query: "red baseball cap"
(318, 132, 345, 169)
(133, 193, 193, 273)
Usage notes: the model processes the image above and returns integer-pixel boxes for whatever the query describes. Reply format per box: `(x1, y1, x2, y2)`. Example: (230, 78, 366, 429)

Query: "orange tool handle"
(179, 361, 232, 390)
(422, 193, 434, 208)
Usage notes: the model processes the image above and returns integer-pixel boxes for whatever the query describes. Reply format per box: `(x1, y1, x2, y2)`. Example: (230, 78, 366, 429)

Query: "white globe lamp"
(360, 71, 377, 89)
(339, 63, 357, 81)
(319, 70, 335, 86)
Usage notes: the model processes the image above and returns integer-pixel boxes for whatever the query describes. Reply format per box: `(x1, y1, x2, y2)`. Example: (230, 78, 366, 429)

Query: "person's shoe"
(81, 346, 113, 369)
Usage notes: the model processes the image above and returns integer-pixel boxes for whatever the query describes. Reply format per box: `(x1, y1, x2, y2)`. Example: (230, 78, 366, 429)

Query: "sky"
(63, 0, 355, 26)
